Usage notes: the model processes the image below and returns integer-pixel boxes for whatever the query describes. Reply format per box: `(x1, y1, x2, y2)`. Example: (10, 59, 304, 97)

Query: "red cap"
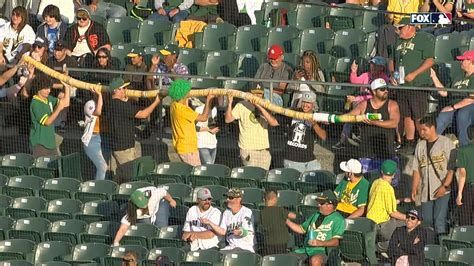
(267, 44, 284, 60)
(456, 50, 474, 61)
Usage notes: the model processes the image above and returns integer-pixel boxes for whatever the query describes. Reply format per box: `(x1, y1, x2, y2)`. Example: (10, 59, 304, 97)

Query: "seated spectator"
(259, 190, 296, 256)
(188, 2, 220, 23)
(283, 91, 327, 172)
(37, 0, 75, 25)
(218, 0, 252, 26)
(0, 61, 27, 100)
(36, 4, 68, 55)
(124, 47, 147, 90)
(0, 6, 36, 64)
(29, 36, 49, 64)
(113, 187, 177, 246)
(83, 0, 127, 19)
(47, 40, 81, 88)
(388, 209, 433, 265)
(149, 0, 191, 23)
(286, 190, 345, 266)
(290, 50, 325, 107)
(454, 1, 474, 32)
(335, 159, 369, 218)
(419, 0, 454, 36)
(430, 50, 474, 147)
(366, 160, 406, 252)
(86, 47, 118, 85)
(254, 44, 293, 107)
(182, 188, 222, 251)
(200, 188, 255, 253)
(147, 44, 189, 89)
(121, 251, 138, 266)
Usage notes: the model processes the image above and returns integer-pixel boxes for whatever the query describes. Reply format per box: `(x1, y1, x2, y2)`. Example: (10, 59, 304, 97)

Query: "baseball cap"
(267, 44, 284, 60)
(369, 56, 387, 66)
(197, 188, 213, 200)
(224, 188, 242, 198)
(160, 44, 179, 56)
(108, 78, 130, 92)
(300, 91, 316, 103)
(381, 159, 397, 176)
(397, 17, 411, 27)
(371, 78, 387, 91)
(76, 8, 91, 19)
(339, 159, 362, 174)
(316, 190, 338, 205)
(54, 40, 65, 51)
(33, 36, 48, 48)
(127, 47, 144, 57)
(456, 50, 474, 61)
(250, 87, 264, 95)
(130, 190, 148, 208)
(407, 209, 422, 220)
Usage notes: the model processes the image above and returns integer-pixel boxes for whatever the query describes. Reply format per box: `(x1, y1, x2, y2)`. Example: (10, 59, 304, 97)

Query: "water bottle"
(393, 71, 400, 84)
(308, 229, 316, 241)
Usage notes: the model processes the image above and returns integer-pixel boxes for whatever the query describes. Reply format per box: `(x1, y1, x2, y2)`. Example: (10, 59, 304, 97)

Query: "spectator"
(335, 159, 369, 218)
(0, 6, 36, 64)
(83, 0, 127, 19)
(0, 62, 23, 100)
(455, 129, 474, 226)
(182, 188, 222, 251)
(37, 0, 75, 25)
(86, 47, 118, 85)
(431, 50, 474, 147)
(147, 44, 189, 89)
(36, 5, 68, 55)
(191, 97, 219, 165)
(29, 73, 70, 157)
(283, 91, 327, 172)
(113, 187, 177, 246)
(121, 251, 138, 266)
(286, 190, 345, 266)
(419, 0, 454, 36)
(454, 0, 474, 31)
(366, 160, 406, 252)
(290, 50, 325, 107)
(254, 44, 293, 107)
(28, 36, 49, 64)
(259, 190, 296, 255)
(218, 0, 252, 27)
(168, 80, 215, 166)
(225, 89, 279, 170)
(149, 0, 192, 23)
(46, 40, 80, 88)
(411, 115, 455, 236)
(388, 209, 433, 265)
(200, 188, 255, 253)
(105, 78, 161, 182)
(124, 47, 147, 91)
(188, 3, 220, 23)
(347, 78, 400, 159)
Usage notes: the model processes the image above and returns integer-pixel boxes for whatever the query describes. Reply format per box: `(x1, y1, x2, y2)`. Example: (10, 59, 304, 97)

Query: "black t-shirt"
(285, 118, 316, 162)
(107, 98, 138, 151)
(46, 55, 81, 79)
(259, 206, 290, 245)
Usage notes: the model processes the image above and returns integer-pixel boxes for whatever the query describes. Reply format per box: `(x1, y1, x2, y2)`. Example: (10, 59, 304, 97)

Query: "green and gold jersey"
(29, 95, 58, 150)
(335, 177, 369, 215)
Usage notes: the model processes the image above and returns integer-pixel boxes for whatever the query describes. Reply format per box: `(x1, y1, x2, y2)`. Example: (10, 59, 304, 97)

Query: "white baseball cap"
(371, 78, 387, 91)
(340, 159, 362, 174)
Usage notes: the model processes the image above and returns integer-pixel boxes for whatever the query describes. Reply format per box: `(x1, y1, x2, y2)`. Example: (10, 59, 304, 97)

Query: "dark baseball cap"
(316, 190, 338, 205)
(54, 40, 65, 51)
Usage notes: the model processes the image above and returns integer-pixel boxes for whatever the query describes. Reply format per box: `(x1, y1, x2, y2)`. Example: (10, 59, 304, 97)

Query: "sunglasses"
(199, 198, 212, 201)
(406, 215, 417, 221)
(227, 196, 238, 200)
(377, 88, 388, 92)
(76, 16, 88, 21)
(97, 55, 108, 58)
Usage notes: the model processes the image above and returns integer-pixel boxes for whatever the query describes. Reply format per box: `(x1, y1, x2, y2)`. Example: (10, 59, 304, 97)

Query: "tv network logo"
(410, 12, 452, 24)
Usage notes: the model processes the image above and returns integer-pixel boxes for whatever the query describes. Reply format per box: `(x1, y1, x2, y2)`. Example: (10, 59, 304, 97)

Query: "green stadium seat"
(169, 205, 189, 226)
(190, 76, 222, 90)
(204, 50, 238, 77)
(90, 14, 107, 26)
(161, 183, 193, 204)
(442, 226, 474, 250)
(439, 248, 474, 266)
(151, 225, 187, 248)
(331, 57, 353, 82)
(0, 174, 8, 187)
(177, 48, 206, 75)
(255, 1, 298, 26)
(80, 221, 121, 245)
(9, 217, 51, 243)
(58, 153, 83, 181)
(276, 190, 303, 211)
(75, 200, 120, 224)
(68, 243, 110, 264)
(147, 247, 185, 264)
(241, 187, 265, 208)
(184, 249, 223, 264)
(74, 180, 118, 203)
(299, 28, 334, 55)
(339, 217, 377, 265)
(194, 22, 237, 51)
(110, 43, 138, 69)
(35, 262, 70, 266)
(39, 198, 83, 222)
(111, 181, 153, 206)
(6, 196, 47, 220)
(3, 175, 44, 198)
(235, 25, 268, 53)
(121, 223, 159, 248)
(0, 153, 35, 177)
(222, 250, 261, 265)
(223, 79, 251, 93)
(29, 156, 59, 179)
(0, 239, 35, 262)
(0, 260, 33, 266)
(187, 174, 220, 188)
(156, 162, 194, 179)
(132, 156, 156, 180)
(0, 217, 14, 241)
(138, 173, 183, 186)
(0, 194, 12, 215)
(39, 177, 81, 201)
(236, 52, 266, 78)
(424, 244, 448, 266)
(331, 29, 367, 59)
(108, 244, 148, 261)
(297, 193, 320, 218)
(318, 53, 337, 81)
(294, 170, 336, 194)
(435, 32, 470, 63)
(106, 17, 140, 44)
(224, 166, 267, 189)
(325, 3, 364, 32)
(262, 253, 302, 266)
(260, 168, 300, 191)
(319, 84, 353, 114)
(267, 26, 300, 54)
(435, 61, 463, 89)
(138, 19, 172, 46)
(361, 7, 385, 33)
(192, 164, 231, 178)
(44, 219, 87, 245)
(291, 3, 329, 29)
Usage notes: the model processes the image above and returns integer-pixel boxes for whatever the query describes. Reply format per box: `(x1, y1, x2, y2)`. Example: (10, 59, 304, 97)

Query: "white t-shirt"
(219, 206, 255, 252)
(195, 105, 218, 149)
(0, 22, 36, 62)
(72, 23, 92, 56)
(120, 186, 168, 226)
(183, 205, 222, 251)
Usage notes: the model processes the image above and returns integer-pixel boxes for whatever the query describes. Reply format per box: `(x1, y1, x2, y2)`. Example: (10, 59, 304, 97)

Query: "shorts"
(396, 89, 429, 119)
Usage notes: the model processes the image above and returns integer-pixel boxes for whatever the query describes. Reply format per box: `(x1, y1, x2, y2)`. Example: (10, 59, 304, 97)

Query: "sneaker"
(347, 138, 360, 147)
(351, 133, 362, 142)
(332, 141, 346, 150)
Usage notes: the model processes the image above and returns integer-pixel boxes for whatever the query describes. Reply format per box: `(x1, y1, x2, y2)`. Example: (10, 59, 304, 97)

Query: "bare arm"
(286, 219, 305, 234)
(411, 170, 421, 202)
(370, 101, 400, 129)
(0, 65, 18, 86)
(432, 0, 453, 12)
(182, 230, 216, 241)
(456, 168, 466, 205)
(255, 104, 279, 126)
(288, 212, 297, 220)
(348, 206, 365, 218)
(163, 193, 177, 208)
(225, 96, 235, 123)
(411, 58, 435, 78)
(113, 223, 129, 245)
(348, 100, 366, 115)
(312, 122, 327, 140)
(196, 95, 214, 122)
(430, 68, 448, 97)
(200, 218, 226, 236)
(453, 96, 474, 110)
(309, 238, 340, 247)
(135, 96, 161, 119)
(43, 98, 68, 126)
(92, 89, 103, 116)
(390, 210, 406, 220)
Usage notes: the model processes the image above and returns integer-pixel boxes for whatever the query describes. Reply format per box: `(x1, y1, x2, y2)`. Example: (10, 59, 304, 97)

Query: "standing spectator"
(83, 0, 127, 19)
(147, 44, 189, 89)
(290, 50, 325, 106)
(191, 97, 219, 165)
(37, 0, 75, 25)
(106, 78, 161, 182)
(335, 159, 369, 218)
(0, 6, 36, 64)
(113, 187, 177, 246)
(283, 91, 327, 172)
(366, 160, 406, 252)
(431, 50, 474, 147)
(182, 188, 222, 251)
(36, 5, 68, 55)
(455, 130, 474, 225)
(225, 89, 279, 170)
(149, 0, 192, 23)
(411, 115, 455, 235)
(168, 80, 215, 166)
(124, 47, 148, 90)
(86, 47, 119, 85)
(286, 190, 345, 266)
(259, 190, 296, 255)
(200, 188, 255, 253)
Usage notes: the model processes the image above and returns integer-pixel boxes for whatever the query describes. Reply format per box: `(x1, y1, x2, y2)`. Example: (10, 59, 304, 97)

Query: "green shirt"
(449, 74, 474, 106)
(295, 211, 345, 256)
(465, 0, 474, 13)
(29, 95, 58, 150)
(334, 177, 369, 215)
(189, 5, 218, 17)
(456, 142, 474, 183)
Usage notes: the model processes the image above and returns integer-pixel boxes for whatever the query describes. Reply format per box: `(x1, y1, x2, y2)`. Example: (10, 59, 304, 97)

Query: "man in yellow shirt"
(169, 79, 215, 166)
(367, 160, 406, 252)
(334, 159, 369, 218)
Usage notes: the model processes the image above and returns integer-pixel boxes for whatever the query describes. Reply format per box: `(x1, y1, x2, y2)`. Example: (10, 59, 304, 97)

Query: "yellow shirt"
(336, 179, 360, 214)
(170, 101, 198, 154)
(366, 178, 397, 224)
(387, 0, 421, 25)
(231, 102, 269, 150)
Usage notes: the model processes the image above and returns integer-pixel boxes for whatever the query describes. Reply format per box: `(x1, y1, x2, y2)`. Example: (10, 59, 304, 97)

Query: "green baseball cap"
(381, 160, 398, 176)
(107, 78, 130, 92)
(130, 190, 148, 208)
(316, 190, 338, 205)
(160, 44, 179, 56)
(397, 17, 412, 28)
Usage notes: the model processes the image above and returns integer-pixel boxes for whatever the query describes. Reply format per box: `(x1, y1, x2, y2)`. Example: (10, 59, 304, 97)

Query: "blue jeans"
(421, 194, 450, 234)
(137, 199, 170, 228)
(148, 7, 189, 23)
(263, 89, 283, 107)
(436, 104, 474, 146)
(199, 148, 217, 165)
(83, 134, 108, 180)
(283, 159, 321, 173)
(88, 1, 127, 18)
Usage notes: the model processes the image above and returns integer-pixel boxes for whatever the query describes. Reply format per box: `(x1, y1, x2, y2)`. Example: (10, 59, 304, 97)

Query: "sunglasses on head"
(406, 215, 417, 220)
(76, 16, 88, 21)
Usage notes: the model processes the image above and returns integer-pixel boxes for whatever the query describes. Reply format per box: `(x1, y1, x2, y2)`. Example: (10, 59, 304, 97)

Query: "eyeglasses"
(199, 198, 212, 202)
(406, 215, 417, 221)
(76, 17, 88, 21)
(97, 55, 108, 58)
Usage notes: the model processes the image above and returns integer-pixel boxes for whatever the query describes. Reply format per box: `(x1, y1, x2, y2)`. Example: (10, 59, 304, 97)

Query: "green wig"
(168, 79, 192, 101)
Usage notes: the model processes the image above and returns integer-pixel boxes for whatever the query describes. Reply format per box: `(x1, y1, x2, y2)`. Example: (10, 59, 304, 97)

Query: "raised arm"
(135, 95, 161, 119)
(196, 95, 215, 122)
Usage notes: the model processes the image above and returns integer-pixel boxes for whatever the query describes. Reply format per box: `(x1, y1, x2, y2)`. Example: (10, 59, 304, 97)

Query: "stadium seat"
(6, 196, 47, 220)
(3, 175, 44, 198)
(39, 177, 81, 201)
(439, 248, 474, 266)
(39, 198, 83, 222)
(435, 61, 463, 89)
(299, 28, 334, 55)
(223, 79, 251, 93)
(325, 3, 364, 32)
(339, 217, 377, 265)
(111, 181, 153, 206)
(361, 7, 386, 33)
(331, 29, 367, 59)
(0, 194, 13, 214)
(297, 193, 320, 218)
(188, 174, 220, 188)
(138, 19, 172, 46)
(260, 168, 300, 191)
(8, 217, 51, 243)
(442, 226, 474, 250)
(435, 32, 470, 63)
(33, 241, 72, 264)
(74, 180, 118, 203)
(291, 3, 329, 29)
(105, 244, 148, 263)
(192, 164, 231, 178)
(106, 17, 140, 44)
(262, 253, 302, 266)
(162, 183, 193, 204)
(190, 76, 222, 90)
(194, 22, 237, 51)
(0, 239, 35, 262)
(177, 48, 206, 76)
(147, 247, 185, 264)
(151, 225, 186, 248)
(138, 173, 183, 186)
(184, 249, 223, 264)
(235, 24, 269, 53)
(294, 170, 336, 194)
(75, 200, 120, 224)
(0, 217, 14, 241)
(169, 205, 189, 226)
(255, 1, 298, 26)
(0, 174, 8, 187)
(204, 50, 238, 77)
(276, 190, 303, 211)
(29, 155, 59, 179)
(121, 223, 160, 248)
(283, 52, 301, 69)
(156, 162, 194, 179)
(317, 53, 337, 81)
(331, 57, 353, 83)
(320, 84, 354, 114)
(0, 153, 35, 177)
(80, 221, 121, 245)
(90, 14, 107, 25)
(132, 156, 156, 180)
(236, 52, 266, 78)
(110, 43, 138, 69)
(57, 153, 83, 181)
(225, 166, 267, 188)
(267, 26, 301, 54)
(43, 219, 87, 245)
(425, 244, 448, 266)
(68, 243, 110, 264)
(222, 250, 261, 265)
(240, 187, 265, 208)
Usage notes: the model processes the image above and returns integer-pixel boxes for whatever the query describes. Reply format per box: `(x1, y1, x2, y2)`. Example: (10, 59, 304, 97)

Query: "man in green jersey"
(335, 159, 369, 218)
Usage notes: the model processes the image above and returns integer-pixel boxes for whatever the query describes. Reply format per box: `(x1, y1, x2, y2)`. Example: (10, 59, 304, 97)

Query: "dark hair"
(300, 50, 323, 82)
(42, 5, 61, 22)
(31, 72, 53, 94)
(96, 47, 111, 58)
(419, 114, 437, 128)
(125, 201, 138, 225)
(12, 6, 28, 33)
